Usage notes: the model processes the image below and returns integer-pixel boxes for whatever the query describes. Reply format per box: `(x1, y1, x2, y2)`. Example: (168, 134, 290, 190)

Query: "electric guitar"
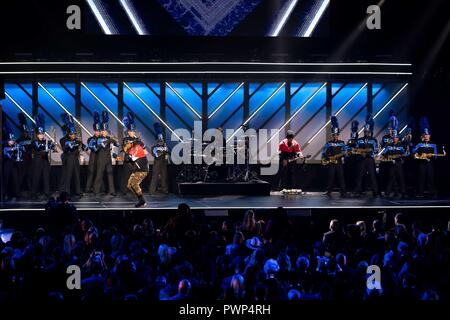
(284, 154, 311, 164)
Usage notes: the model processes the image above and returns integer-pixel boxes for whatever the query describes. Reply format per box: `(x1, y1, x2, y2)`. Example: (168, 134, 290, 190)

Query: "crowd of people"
(1, 194, 449, 301)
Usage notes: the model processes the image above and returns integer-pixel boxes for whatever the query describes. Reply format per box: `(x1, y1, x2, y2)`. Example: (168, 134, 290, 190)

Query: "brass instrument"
(350, 147, 374, 155)
(414, 146, 446, 162)
(322, 152, 347, 165)
(414, 153, 446, 161)
(377, 154, 405, 162)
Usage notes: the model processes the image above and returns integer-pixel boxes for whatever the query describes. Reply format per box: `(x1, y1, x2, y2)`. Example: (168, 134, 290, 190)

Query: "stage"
(1, 192, 450, 212)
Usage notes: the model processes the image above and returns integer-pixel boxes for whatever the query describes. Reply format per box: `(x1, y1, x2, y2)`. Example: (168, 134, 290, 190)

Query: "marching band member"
(122, 112, 148, 207)
(93, 111, 118, 196)
(2, 123, 21, 199)
(345, 120, 360, 192)
(381, 111, 397, 148)
(60, 114, 84, 196)
(412, 117, 444, 198)
(150, 123, 169, 195)
(380, 130, 408, 198)
(354, 114, 379, 197)
(85, 112, 101, 193)
(321, 116, 349, 196)
(379, 112, 398, 190)
(16, 113, 33, 195)
(31, 114, 56, 198)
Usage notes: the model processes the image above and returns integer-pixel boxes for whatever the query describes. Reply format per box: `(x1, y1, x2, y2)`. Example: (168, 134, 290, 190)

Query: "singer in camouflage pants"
(127, 171, 148, 196)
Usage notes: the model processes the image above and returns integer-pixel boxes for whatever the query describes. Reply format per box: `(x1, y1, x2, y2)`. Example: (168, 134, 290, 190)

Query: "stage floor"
(1, 192, 450, 211)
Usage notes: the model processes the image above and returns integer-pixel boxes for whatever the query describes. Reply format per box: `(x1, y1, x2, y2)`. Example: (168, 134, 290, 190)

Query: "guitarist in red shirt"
(278, 130, 304, 190)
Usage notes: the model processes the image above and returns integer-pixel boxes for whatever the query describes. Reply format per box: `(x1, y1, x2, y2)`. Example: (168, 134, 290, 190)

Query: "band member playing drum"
(278, 130, 304, 190)
(122, 112, 148, 207)
(322, 116, 348, 196)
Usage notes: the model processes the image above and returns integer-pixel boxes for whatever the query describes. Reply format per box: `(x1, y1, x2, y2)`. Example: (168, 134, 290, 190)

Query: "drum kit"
(176, 134, 259, 183)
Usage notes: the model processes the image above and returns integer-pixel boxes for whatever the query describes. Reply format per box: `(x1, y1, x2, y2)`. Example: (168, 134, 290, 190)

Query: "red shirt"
(128, 144, 146, 159)
(279, 138, 301, 154)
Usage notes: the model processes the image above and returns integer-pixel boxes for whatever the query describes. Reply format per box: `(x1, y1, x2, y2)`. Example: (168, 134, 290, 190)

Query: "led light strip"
(267, 82, 327, 143)
(269, 0, 299, 36)
(119, 0, 148, 35)
(4, 92, 55, 142)
(123, 82, 182, 142)
(81, 82, 124, 126)
(0, 71, 413, 75)
(302, 0, 330, 37)
(165, 82, 202, 119)
(38, 82, 92, 136)
(358, 83, 409, 135)
(226, 82, 286, 143)
(307, 83, 368, 144)
(86, 0, 114, 35)
(0, 62, 412, 66)
(208, 82, 244, 119)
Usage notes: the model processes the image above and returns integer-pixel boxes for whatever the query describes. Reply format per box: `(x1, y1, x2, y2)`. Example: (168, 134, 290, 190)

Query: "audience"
(0, 200, 449, 302)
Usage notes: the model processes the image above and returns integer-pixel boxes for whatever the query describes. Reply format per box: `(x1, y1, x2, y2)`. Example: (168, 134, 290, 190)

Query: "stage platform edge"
(178, 181, 272, 196)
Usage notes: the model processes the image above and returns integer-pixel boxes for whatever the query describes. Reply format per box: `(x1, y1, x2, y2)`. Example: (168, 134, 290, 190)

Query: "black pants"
(85, 152, 97, 192)
(355, 157, 378, 194)
(279, 161, 295, 189)
(385, 161, 406, 195)
(417, 161, 435, 195)
(150, 159, 168, 194)
(16, 160, 32, 193)
(32, 159, 50, 195)
(62, 155, 81, 194)
(93, 154, 115, 194)
(120, 163, 132, 194)
(326, 163, 346, 193)
(2, 160, 17, 197)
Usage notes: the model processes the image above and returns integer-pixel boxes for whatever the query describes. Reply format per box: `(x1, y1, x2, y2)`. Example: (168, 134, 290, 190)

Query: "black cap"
(286, 130, 294, 138)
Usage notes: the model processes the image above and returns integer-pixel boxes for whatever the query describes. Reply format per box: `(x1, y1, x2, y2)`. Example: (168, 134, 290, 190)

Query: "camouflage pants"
(127, 171, 148, 197)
